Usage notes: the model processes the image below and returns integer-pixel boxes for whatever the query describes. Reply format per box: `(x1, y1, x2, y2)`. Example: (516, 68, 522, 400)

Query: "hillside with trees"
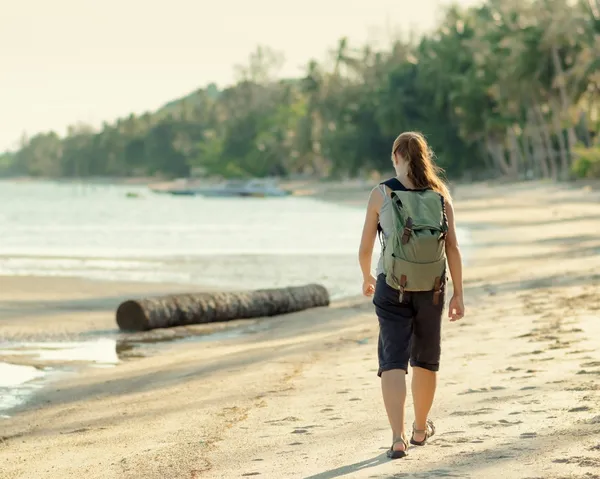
(1, 0, 599, 180)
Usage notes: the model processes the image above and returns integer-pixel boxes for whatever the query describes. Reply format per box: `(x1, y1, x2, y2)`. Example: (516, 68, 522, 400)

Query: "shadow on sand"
(303, 453, 389, 479)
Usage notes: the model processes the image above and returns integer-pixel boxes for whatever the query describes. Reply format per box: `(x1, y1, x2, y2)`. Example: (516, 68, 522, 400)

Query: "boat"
(154, 179, 291, 198)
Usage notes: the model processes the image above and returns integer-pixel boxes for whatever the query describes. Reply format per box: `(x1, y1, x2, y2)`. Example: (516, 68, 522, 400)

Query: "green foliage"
(0, 151, 18, 175)
(2, 0, 599, 180)
(571, 146, 600, 178)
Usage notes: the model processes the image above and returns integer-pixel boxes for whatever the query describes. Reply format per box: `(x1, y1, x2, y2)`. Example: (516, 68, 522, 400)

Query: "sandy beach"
(1, 181, 600, 479)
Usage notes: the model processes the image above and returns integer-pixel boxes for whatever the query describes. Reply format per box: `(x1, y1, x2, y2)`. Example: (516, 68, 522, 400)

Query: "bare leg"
(381, 369, 407, 451)
(411, 366, 436, 442)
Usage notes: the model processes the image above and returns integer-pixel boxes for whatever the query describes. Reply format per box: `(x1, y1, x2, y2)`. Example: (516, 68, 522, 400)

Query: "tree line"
(1, 0, 599, 181)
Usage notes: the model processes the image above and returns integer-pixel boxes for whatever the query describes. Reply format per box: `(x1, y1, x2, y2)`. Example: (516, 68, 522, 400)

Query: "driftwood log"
(116, 284, 330, 332)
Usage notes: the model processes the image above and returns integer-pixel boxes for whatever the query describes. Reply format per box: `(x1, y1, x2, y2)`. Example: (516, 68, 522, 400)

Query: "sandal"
(410, 419, 435, 446)
(387, 435, 409, 459)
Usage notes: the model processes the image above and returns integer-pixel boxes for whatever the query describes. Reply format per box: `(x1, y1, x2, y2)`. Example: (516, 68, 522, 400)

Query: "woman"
(358, 131, 465, 459)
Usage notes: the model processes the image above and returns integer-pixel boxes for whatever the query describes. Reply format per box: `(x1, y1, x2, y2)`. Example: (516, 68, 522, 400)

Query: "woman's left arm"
(358, 187, 383, 296)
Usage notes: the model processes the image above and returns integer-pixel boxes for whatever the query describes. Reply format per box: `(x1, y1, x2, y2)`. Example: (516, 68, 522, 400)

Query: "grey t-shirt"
(376, 184, 394, 276)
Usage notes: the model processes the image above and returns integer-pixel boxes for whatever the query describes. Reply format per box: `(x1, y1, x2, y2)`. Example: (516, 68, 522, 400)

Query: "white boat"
(158, 179, 290, 197)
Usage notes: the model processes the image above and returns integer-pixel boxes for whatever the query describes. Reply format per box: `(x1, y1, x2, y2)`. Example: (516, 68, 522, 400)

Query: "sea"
(0, 180, 470, 299)
(0, 180, 382, 299)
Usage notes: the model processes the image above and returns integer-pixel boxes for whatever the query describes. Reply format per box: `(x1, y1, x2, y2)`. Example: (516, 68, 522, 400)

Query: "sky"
(0, 0, 477, 151)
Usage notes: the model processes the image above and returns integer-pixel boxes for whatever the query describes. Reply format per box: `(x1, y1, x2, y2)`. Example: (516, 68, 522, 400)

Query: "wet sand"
(2, 181, 600, 479)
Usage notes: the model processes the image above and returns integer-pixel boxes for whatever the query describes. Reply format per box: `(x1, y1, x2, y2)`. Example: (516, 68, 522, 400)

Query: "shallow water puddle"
(0, 362, 49, 413)
(0, 339, 119, 416)
(0, 320, 270, 416)
(0, 338, 119, 365)
(0, 362, 47, 388)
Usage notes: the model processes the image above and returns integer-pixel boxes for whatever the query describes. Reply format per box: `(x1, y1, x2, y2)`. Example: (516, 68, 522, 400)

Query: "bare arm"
(358, 187, 383, 294)
(444, 199, 463, 294)
(444, 199, 465, 319)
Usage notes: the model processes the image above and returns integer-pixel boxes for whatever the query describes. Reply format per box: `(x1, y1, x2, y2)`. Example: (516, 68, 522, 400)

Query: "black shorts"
(373, 274, 445, 376)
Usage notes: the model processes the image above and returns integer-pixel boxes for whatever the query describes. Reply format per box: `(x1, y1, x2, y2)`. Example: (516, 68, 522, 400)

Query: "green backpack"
(379, 178, 448, 304)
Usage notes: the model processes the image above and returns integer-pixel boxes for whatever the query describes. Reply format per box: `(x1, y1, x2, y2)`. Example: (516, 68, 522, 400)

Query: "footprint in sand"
(291, 429, 309, 434)
(479, 394, 522, 405)
(578, 369, 600, 376)
(581, 361, 600, 368)
(520, 432, 537, 439)
(458, 387, 506, 395)
(518, 399, 541, 405)
(488, 453, 516, 460)
(498, 419, 523, 426)
(530, 356, 555, 362)
(264, 417, 299, 425)
(337, 389, 350, 394)
(567, 383, 600, 392)
(569, 406, 592, 413)
(435, 435, 472, 446)
(242, 473, 260, 477)
(320, 408, 335, 413)
(567, 349, 595, 355)
(451, 408, 496, 417)
(584, 416, 600, 425)
(553, 456, 600, 467)
(470, 420, 521, 430)
(516, 332, 535, 339)
(349, 398, 362, 402)
(64, 428, 91, 434)
(410, 469, 467, 478)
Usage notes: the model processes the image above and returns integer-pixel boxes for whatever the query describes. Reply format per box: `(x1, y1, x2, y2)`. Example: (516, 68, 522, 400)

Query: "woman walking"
(358, 131, 465, 459)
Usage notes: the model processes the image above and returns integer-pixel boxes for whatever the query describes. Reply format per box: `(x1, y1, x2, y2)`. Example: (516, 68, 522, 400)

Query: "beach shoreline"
(1, 181, 600, 479)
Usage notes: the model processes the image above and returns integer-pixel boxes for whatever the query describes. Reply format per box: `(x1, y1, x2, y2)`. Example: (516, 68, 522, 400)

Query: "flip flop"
(387, 435, 409, 459)
(410, 419, 435, 446)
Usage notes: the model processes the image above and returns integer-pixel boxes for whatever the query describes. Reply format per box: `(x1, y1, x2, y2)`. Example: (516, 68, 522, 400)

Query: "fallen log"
(116, 284, 330, 332)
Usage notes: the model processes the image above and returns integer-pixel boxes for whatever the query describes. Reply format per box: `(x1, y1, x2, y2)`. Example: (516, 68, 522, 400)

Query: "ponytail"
(393, 132, 451, 200)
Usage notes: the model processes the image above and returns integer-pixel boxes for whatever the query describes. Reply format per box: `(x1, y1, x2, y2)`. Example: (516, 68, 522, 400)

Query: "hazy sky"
(1, 0, 477, 151)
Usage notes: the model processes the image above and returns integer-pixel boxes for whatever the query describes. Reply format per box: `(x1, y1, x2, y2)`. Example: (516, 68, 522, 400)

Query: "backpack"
(378, 178, 448, 305)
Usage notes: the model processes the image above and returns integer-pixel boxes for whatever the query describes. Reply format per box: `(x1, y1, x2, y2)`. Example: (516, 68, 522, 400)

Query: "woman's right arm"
(444, 199, 465, 321)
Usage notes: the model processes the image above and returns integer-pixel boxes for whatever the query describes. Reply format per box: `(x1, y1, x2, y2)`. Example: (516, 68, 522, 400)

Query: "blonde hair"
(392, 131, 451, 200)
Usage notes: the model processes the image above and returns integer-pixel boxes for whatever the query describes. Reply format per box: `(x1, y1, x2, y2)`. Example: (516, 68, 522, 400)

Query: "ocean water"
(0, 180, 371, 298)
(0, 180, 469, 299)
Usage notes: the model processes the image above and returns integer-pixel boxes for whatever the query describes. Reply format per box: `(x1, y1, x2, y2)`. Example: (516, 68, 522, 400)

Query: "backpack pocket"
(384, 256, 446, 292)
(400, 227, 445, 263)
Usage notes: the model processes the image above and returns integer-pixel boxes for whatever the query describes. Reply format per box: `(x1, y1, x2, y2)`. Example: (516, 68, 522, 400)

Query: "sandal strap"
(392, 436, 408, 448)
(412, 420, 435, 435)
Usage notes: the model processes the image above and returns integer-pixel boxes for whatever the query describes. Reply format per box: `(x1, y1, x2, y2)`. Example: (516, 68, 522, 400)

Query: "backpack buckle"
(402, 217, 413, 245)
(399, 274, 407, 302)
(432, 276, 442, 305)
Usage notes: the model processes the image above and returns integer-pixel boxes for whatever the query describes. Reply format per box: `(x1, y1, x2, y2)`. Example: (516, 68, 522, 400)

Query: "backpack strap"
(377, 178, 407, 243)
(382, 178, 407, 192)
(440, 195, 449, 236)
